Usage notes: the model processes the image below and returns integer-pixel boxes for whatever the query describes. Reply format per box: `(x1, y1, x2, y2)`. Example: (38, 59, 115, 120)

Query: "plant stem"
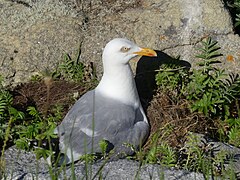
(0, 117, 15, 173)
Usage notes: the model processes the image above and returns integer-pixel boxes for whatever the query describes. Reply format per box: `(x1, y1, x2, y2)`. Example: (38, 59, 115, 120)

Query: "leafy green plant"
(225, 0, 240, 29)
(181, 134, 213, 174)
(15, 106, 60, 150)
(154, 37, 240, 177)
(155, 63, 188, 96)
(0, 78, 26, 177)
(79, 154, 96, 164)
(184, 38, 228, 117)
(99, 140, 109, 159)
(226, 117, 240, 146)
(195, 37, 221, 69)
(232, 0, 240, 27)
(144, 133, 161, 164)
(178, 133, 238, 179)
(158, 142, 177, 167)
(187, 38, 240, 146)
(228, 125, 240, 146)
(140, 125, 177, 167)
(58, 44, 85, 82)
(0, 85, 25, 143)
(156, 37, 240, 121)
(236, 13, 240, 27)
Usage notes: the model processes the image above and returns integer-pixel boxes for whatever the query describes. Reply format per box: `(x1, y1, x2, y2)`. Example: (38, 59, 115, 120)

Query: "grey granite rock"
(193, 133, 240, 176)
(3, 140, 238, 179)
(0, 0, 84, 86)
(3, 139, 240, 180)
(0, 0, 239, 86)
(2, 146, 207, 180)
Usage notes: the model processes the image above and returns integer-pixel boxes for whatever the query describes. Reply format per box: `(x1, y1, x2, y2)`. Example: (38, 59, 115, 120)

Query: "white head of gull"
(56, 38, 157, 164)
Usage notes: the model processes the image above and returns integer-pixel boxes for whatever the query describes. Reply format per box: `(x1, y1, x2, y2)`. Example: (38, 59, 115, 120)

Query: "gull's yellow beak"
(133, 48, 157, 57)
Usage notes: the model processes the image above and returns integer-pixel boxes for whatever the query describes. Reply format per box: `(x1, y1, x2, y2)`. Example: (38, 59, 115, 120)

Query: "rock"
(212, 142, 240, 176)
(2, 146, 49, 179)
(0, 0, 239, 86)
(3, 138, 240, 180)
(193, 133, 240, 176)
(2, 146, 207, 180)
(0, 0, 84, 86)
(80, 0, 238, 75)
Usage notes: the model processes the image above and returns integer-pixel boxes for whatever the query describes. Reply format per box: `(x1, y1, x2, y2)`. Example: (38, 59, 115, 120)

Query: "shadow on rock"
(135, 50, 191, 112)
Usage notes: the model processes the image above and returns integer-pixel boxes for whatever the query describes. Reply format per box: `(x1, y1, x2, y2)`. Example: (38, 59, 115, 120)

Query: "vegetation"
(0, 49, 98, 178)
(140, 37, 239, 178)
(155, 37, 240, 147)
(0, 37, 239, 179)
(225, 0, 240, 33)
(58, 43, 85, 83)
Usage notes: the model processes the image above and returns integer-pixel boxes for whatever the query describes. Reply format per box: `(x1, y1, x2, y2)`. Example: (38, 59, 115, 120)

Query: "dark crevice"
(222, 0, 240, 35)
(7, 0, 32, 8)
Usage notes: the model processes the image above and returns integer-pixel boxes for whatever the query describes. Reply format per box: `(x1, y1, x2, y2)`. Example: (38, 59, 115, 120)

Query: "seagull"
(56, 38, 157, 164)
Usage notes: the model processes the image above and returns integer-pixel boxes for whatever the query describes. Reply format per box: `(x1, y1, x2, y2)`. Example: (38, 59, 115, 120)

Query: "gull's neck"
(96, 63, 140, 107)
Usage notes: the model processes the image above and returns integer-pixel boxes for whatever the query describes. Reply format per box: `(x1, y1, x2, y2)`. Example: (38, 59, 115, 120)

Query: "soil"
(11, 80, 91, 117)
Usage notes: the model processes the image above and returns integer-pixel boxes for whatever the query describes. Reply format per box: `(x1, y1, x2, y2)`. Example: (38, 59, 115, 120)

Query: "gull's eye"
(120, 46, 130, 53)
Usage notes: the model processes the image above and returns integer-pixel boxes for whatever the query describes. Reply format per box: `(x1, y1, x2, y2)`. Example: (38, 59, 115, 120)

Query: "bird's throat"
(96, 64, 140, 106)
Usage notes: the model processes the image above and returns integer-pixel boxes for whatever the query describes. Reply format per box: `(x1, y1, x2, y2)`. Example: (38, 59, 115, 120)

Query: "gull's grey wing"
(57, 90, 149, 163)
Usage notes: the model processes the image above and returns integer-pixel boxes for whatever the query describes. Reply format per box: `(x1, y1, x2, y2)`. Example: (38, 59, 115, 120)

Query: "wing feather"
(57, 90, 142, 156)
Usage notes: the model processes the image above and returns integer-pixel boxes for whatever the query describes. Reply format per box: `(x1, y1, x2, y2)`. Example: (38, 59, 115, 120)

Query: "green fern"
(79, 154, 96, 163)
(0, 86, 25, 141)
(196, 37, 221, 60)
(233, 0, 240, 27)
(228, 125, 240, 147)
(35, 122, 57, 141)
(155, 60, 189, 102)
(27, 106, 41, 121)
(144, 132, 163, 164)
(0, 99, 6, 117)
(155, 37, 240, 147)
(158, 142, 177, 167)
(181, 133, 213, 174)
(99, 140, 108, 158)
(15, 106, 60, 152)
(58, 43, 85, 82)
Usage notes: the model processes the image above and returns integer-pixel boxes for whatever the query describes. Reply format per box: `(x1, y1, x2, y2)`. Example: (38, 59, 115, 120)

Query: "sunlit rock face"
(0, 0, 239, 87)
